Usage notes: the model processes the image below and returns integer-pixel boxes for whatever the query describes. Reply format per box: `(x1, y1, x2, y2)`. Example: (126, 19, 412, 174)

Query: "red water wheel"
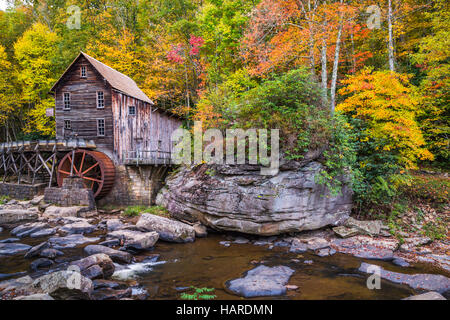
(57, 149, 115, 199)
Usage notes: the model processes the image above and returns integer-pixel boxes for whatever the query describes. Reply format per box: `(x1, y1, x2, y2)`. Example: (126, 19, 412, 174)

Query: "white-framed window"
(97, 118, 105, 136)
(128, 105, 136, 115)
(97, 91, 105, 109)
(64, 119, 72, 130)
(63, 92, 71, 110)
(81, 66, 87, 78)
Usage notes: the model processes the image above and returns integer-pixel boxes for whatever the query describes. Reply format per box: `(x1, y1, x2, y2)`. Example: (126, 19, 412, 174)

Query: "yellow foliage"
(337, 68, 433, 169)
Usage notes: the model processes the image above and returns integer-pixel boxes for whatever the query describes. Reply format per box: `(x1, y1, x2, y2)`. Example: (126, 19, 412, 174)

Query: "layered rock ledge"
(156, 161, 352, 236)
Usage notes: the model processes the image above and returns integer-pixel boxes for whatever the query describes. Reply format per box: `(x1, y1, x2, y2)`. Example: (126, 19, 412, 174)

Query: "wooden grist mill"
(0, 52, 182, 204)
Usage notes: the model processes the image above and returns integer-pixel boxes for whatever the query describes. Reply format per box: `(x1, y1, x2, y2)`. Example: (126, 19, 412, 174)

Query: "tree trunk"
(320, 39, 328, 104)
(387, 0, 395, 71)
(350, 30, 356, 72)
(330, 21, 343, 114)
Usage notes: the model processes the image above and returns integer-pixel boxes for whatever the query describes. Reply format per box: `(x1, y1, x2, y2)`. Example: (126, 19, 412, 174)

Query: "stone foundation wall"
(44, 177, 96, 209)
(0, 183, 46, 200)
(98, 165, 170, 207)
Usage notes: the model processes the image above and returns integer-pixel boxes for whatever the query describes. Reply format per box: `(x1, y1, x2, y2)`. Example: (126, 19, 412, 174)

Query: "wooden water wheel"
(57, 149, 115, 199)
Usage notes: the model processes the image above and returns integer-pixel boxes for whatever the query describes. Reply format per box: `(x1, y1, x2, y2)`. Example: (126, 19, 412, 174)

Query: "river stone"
(107, 230, 159, 250)
(31, 270, 93, 300)
(0, 276, 34, 297)
(93, 279, 123, 290)
(91, 287, 132, 300)
(82, 264, 104, 280)
(333, 226, 360, 238)
(399, 237, 432, 252)
(30, 258, 54, 271)
(106, 219, 124, 232)
(0, 238, 20, 243)
(193, 223, 207, 238)
(48, 234, 100, 249)
(227, 265, 295, 298)
(136, 213, 195, 243)
(43, 206, 87, 218)
(0, 243, 32, 256)
(99, 239, 121, 247)
(156, 161, 352, 236)
(24, 241, 50, 259)
(58, 221, 96, 235)
(0, 272, 28, 281)
(30, 228, 57, 238)
(352, 246, 394, 261)
(402, 292, 446, 300)
(344, 217, 386, 236)
(11, 222, 49, 238)
(39, 248, 64, 259)
(289, 241, 308, 253)
(14, 293, 54, 300)
(332, 237, 396, 261)
(0, 209, 39, 227)
(30, 195, 45, 206)
(359, 263, 450, 293)
(70, 254, 115, 280)
(315, 247, 336, 257)
(84, 245, 133, 264)
(392, 258, 410, 267)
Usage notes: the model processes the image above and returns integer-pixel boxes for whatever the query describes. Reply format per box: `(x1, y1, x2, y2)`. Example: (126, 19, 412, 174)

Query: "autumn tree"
(242, 0, 365, 112)
(14, 22, 58, 137)
(337, 67, 433, 169)
(0, 45, 17, 138)
(411, 0, 449, 164)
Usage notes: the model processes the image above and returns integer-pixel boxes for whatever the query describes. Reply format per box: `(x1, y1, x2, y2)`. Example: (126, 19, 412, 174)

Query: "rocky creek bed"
(0, 197, 449, 300)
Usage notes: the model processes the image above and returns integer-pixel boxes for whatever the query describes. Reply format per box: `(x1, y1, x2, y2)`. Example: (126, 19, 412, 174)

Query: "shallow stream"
(1, 229, 449, 300)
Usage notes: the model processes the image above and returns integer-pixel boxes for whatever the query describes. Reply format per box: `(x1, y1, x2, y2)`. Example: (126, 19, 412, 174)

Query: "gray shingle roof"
(51, 52, 153, 104)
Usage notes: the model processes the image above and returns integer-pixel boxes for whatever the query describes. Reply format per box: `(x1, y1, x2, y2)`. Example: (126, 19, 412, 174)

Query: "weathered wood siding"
(112, 91, 182, 162)
(54, 56, 114, 152)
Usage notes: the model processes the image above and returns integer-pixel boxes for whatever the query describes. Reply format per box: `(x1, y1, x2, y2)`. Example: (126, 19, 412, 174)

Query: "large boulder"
(359, 263, 450, 293)
(0, 276, 34, 298)
(58, 220, 96, 235)
(31, 270, 93, 300)
(136, 214, 195, 243)
(226, 265, 295, 298)
(48, 234, 100, 249)
(156, 162, 352, 236)
(0, 209, 39, 227)
(43, 206, 90, 219)
(107, 230, 159, 250)
(70, 254, 115, 280)
(84, 245, 133, 264)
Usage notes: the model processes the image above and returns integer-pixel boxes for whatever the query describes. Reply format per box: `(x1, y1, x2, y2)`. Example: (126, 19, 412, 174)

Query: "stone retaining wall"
(97, 165, 170, 206)
(0, 183, 46, 200)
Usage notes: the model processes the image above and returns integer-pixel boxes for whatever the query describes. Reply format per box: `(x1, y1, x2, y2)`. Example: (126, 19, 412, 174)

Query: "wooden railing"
(123, 150, 172, 166)
(0, 138, 97, 187)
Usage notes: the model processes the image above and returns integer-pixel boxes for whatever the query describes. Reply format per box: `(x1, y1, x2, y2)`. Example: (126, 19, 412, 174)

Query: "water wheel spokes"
(57, 149, 115, 199)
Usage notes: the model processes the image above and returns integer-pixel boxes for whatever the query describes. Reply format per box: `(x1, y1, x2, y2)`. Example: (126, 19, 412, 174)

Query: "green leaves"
(180, 286, 217, 300)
